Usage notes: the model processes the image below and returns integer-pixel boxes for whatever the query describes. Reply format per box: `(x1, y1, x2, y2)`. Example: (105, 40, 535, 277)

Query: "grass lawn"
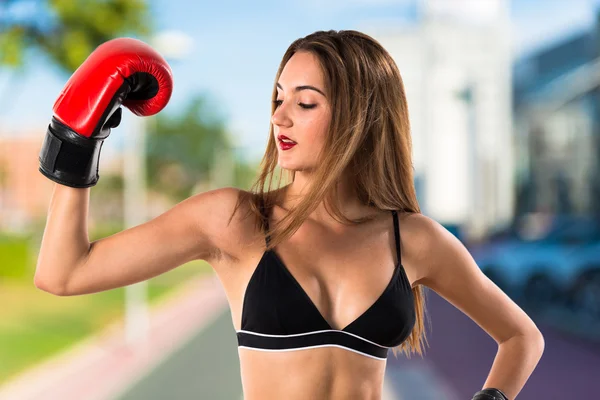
(0, 261, 213, 386)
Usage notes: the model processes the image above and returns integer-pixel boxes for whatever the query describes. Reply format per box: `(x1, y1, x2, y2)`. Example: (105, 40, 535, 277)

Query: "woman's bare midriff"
(238, 346, 386, 400)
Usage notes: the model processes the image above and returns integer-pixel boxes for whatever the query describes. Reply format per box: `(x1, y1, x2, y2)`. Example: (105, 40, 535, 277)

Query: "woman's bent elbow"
(34, 275, 68, 296)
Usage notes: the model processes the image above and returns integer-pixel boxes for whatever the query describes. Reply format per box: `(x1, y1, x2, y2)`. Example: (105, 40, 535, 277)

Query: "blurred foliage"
(0, 233, 30, 279)
(147, 93, 258, 202)
(233, 154, 260, 189)
(88, 172, 124, 228)
(0, 260, 211, 385)
(0, 0, 151, 73)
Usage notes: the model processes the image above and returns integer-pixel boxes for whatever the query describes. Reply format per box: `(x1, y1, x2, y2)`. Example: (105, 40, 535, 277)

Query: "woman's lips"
(278, 138, 297, 150)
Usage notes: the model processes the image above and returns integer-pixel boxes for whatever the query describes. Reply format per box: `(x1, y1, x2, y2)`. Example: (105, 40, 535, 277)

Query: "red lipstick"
(278, 135, 297, 150)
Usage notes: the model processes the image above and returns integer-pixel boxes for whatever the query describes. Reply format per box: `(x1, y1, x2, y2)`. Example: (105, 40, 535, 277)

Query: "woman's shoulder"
(396, 212, 458, 285)
(397, 211, 442, 247)
(198, 187, 269, 261)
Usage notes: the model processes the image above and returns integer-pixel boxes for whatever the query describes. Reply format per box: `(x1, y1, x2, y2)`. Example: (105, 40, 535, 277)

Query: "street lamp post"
(123, 30, 193, 347)
(123, 114, 149, 346)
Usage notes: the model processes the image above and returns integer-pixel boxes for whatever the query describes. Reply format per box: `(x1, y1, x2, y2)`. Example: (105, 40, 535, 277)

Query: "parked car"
(469, 214, 600, 319)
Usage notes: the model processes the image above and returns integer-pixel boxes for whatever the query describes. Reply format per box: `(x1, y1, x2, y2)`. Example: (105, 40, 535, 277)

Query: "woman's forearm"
(34, 184, 91, 292)
(480, 332, 545, 399)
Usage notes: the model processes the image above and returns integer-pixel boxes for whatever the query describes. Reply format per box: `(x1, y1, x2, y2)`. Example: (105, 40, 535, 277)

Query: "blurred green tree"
(147, 93, 258, 201)
(0, 0, 151, 73)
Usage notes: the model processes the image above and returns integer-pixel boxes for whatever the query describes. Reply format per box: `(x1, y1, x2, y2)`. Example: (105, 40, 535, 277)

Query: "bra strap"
(391, 210, 401, 265)
(261, 197, 271, 247)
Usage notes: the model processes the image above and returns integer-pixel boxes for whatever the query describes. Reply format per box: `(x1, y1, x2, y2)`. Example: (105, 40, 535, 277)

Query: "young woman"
(35, 31, 544, 400)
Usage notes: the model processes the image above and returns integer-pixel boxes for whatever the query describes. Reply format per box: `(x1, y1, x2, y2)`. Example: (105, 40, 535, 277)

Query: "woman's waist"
(238, 346, 385, 400)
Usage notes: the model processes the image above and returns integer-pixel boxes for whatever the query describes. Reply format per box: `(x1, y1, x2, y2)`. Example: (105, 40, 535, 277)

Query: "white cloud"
(150, 30, 195, 61)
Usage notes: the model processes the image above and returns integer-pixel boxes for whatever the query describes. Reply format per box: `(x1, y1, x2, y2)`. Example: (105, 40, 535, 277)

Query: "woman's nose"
(271, 104, 291, 127)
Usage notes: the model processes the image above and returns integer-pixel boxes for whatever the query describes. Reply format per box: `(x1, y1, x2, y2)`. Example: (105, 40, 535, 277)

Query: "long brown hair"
(232, 29, 429, 358)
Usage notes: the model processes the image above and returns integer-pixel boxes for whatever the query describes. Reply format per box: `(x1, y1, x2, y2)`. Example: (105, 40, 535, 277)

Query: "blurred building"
(0, 131, 54, 233)
(367, 0, 513, 240)
(0, 127, 122, 233)
(513, 11, 600, 219)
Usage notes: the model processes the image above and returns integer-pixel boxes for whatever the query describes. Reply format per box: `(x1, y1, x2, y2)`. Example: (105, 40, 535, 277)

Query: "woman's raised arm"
(35, 186, 240, 296)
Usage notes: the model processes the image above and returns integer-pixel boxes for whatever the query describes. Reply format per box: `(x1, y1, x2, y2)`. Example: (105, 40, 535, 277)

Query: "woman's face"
(272, 50, 331, 172)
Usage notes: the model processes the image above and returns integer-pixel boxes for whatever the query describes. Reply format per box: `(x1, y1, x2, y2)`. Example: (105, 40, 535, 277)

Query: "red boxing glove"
(39, 37, 173, 188)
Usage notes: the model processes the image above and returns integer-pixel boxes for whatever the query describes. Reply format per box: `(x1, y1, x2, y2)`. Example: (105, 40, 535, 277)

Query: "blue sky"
(2, 0, 600, 163)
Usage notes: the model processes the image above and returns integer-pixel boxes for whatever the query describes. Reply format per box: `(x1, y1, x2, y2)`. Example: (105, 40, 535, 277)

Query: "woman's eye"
(272, 100, 316, 110)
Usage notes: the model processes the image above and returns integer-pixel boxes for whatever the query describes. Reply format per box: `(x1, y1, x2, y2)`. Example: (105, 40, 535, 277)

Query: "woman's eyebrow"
(277, 82, 326, 97)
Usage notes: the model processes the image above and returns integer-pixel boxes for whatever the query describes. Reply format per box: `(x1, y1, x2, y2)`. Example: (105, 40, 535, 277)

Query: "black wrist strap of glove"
(472, 388, 509, 400)
(39, 118, 105, 188)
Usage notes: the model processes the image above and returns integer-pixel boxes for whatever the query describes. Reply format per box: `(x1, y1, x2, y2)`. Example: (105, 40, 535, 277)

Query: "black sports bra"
(236, 207, 415, 360)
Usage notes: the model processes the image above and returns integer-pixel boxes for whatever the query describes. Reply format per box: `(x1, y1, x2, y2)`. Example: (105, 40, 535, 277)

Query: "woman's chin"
(277, 158, 298, 171)
(278, 163, 298, 171)
(277, 157, 315, 173)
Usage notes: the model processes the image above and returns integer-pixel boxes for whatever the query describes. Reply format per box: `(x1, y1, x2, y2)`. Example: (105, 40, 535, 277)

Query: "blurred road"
(116, 310, 243, 400)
